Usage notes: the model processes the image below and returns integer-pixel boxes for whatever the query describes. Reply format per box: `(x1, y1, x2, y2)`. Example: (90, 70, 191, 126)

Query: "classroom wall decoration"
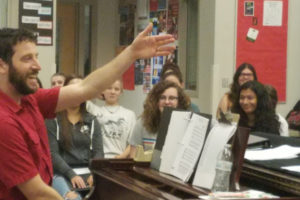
(236, 0, 288, 102)
(120, 0, 179, 92)
(19, 0, 53, 46)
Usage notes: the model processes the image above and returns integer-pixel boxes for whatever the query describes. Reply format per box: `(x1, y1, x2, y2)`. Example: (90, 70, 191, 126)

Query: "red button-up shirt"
(0, 88, 59, 200)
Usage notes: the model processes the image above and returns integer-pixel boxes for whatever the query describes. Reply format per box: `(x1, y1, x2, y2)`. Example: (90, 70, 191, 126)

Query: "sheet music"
(159, 111, 191, 174)
(192, 122, 236, 189)
(245, 145, 300, 161)
(282, 165, 300, 173)
(169, 114, 209, 181)
(73, 167, 90, 175)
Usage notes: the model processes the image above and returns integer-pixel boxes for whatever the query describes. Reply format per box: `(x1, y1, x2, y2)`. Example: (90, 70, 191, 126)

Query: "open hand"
(129, 23, 176, 60)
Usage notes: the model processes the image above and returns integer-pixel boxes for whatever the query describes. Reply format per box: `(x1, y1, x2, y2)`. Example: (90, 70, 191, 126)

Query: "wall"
(210, 0, 300, 117)
(120, 0, 300, 118)
(4, 0, 300, 117)
(280, 0, 300, 116)
(0, 0, 8, 27)
(95, 0, 119, 67)
(6, 0, 57, 89)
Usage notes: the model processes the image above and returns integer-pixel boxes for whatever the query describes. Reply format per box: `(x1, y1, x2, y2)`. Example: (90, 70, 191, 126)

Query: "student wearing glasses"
(128, 81, 190, 157)
(216, 63, 257, 118)
(160, 63, 200, 113)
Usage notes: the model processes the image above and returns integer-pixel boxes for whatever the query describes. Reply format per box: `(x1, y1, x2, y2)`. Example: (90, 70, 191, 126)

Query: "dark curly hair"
(228, 63, 257, 106)
(0, 28, 37, 64)
(232, 81, 280, 135)
(142, 81, 190, 133)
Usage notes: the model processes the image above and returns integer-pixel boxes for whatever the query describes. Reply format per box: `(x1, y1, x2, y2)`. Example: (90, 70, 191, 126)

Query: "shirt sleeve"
(278, 114, 289, 137)
(0, 120, 38, 188)
(91, 118, 104, 159)
(128, 118, 143, 147)
(46, 119, 76, 180)
(34, 88, 60, 119)
(126, 111, 137, 145)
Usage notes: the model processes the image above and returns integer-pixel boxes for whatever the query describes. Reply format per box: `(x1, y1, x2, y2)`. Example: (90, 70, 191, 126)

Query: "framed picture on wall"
(244, 1, 254, 16)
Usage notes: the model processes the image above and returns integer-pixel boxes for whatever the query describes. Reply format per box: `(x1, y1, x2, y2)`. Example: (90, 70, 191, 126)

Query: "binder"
(150, 107, 212, 182)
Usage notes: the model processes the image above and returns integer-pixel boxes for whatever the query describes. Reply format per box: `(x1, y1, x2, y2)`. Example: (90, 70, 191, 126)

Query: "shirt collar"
(0, 89, 23, 113)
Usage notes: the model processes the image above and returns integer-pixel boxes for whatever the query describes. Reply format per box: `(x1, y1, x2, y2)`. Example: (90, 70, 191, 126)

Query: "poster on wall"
(119, 2, 135, 46)
(19, 0, 53, 45)
(167, 0, 178, 39)
(148, 0, 179, 89)
(143, 64, 152, 93)
(152, 56, 164, 85)
(236, 0, 288, 102)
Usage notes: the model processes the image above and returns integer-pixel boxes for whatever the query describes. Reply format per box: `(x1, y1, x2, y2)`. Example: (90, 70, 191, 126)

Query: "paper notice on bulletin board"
(236, 0, 288, 102)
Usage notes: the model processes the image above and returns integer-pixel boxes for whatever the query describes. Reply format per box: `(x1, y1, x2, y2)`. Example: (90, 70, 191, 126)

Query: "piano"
(85, 129, 300, 199)
(84, 158, 300, 200)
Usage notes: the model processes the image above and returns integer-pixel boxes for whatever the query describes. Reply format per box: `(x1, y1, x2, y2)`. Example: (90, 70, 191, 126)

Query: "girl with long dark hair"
(46, 74, 103, 199)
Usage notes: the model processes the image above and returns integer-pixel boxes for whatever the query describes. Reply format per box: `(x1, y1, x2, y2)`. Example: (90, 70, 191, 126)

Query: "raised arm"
(56, 23, 175, 112)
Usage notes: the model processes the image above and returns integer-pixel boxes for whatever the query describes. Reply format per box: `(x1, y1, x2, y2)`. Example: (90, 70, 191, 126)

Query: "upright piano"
(85, 158, 300, 200)
(85, 129, 300, 200)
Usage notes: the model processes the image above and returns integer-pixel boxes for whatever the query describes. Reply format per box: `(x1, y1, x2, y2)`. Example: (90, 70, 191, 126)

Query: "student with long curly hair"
(129, 81, 190, 157)
(217, 63, 257, 118)
(232, 80, 280, 135)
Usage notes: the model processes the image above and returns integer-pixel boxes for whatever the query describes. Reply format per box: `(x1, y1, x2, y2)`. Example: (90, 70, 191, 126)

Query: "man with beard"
(0, 25, 174, 200)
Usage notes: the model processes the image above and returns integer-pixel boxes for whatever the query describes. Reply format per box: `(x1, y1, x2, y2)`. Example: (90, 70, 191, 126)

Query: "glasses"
(159, 95, 178, 102)
(240, 73, 253, 77)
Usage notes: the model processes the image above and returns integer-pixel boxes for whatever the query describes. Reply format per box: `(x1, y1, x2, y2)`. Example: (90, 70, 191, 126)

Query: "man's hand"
(71, 175, 86, 188)
(129, 23, 175, 60)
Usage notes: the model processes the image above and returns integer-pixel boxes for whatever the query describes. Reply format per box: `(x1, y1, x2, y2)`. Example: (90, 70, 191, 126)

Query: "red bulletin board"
(236, 0, 288, 102)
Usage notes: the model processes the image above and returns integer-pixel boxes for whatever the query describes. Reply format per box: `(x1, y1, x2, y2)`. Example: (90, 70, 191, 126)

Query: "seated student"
(217, 63, 257, 118)
(129, 80, 190, 158)
(160, 62, 200, 112)
(286, 100, 300, 133)
(46, 75, 104, 199)
(232, 80, 280, 135)
(86, 79, 136, 158)
(264, 84, 289, 136)
(161, 61, 181, 76)
(51, 72, 66, 88)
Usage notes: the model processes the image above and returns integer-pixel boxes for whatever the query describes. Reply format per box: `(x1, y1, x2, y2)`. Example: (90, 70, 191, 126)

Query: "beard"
(8, 63, 38, 95)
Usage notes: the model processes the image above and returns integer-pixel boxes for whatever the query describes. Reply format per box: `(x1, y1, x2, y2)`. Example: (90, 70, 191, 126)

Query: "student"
(87, 79, 136, 158)
(264, 84, 289, 136)
(46, 75, 104, 199)
(160, 62, 200, 113)
(129, 81, 190, 158)
(232, 81, 280, 135)
(160, 62, 181, 77)
(0, 24, 174, 200)
(51, 72, 66, 88)
(286, 99, 300, 132)
(217, 63, 257, 118)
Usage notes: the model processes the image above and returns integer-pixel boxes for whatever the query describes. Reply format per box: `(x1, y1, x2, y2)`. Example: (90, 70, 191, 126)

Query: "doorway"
(56, 0, 97, 76)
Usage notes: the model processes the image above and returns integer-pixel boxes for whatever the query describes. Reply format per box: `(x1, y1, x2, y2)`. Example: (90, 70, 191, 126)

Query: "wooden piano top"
(85, 159, 300, 200)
